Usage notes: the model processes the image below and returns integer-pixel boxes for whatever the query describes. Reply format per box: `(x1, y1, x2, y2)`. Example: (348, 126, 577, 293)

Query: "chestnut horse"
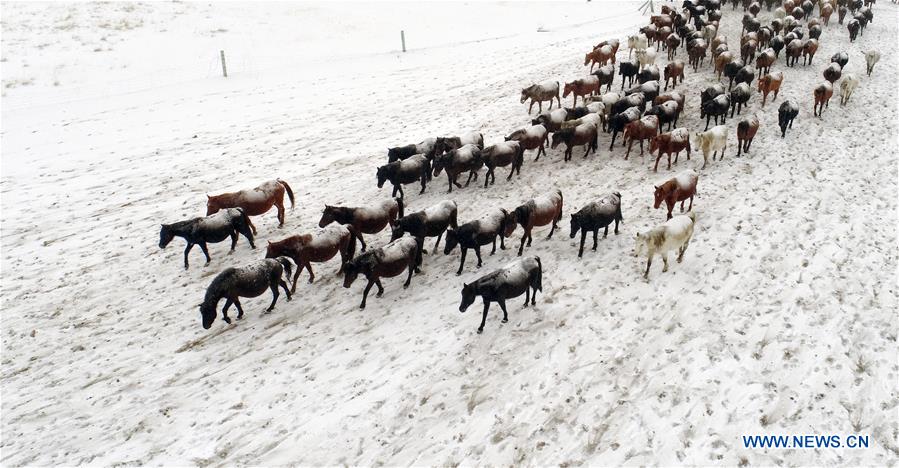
(624, 115, 660, 158)
(265, 225, 356, 291)
(653, 169, 698, 219)
(319, 198, 403, 251)
(736, 116, 760, 157)
(206, 179, 295, 233)
(510, 190, 564, 256)
(758, 71, 783, 106)
(650, 128, 691, 171)
(813, 81, 834, 117)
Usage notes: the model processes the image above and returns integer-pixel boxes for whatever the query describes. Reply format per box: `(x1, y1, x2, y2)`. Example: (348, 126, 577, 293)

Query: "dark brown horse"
(265, 225, 356, 291)
(649, 128, 691, 171)
(459, 256, 542, 334)
(510, 190, 564, 256)
(736, 116, 760, 157)
(813, 81, 834, 117)
(206, 179, 295, 233)
(653, 169, 698, 219)
(624, 115, 660, 158)
(319, 198, 403, 251)
(376, 154, 431, 199)
(199, 257, 292, 329)
(432, 144, 483, 193)
(343, 236, 420, 309)
(505, 125, 548, 160)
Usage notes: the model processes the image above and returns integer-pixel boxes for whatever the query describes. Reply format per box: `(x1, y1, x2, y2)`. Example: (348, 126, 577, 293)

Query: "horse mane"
(348, 249, 379, 271)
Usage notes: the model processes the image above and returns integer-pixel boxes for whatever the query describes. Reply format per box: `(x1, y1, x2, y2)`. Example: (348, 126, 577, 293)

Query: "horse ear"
(206, 194, 211, 199)
(267, 240, 273, 244)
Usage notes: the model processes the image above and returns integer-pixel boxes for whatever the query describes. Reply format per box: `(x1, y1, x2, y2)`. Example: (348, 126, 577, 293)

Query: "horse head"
(459, 282, 477, 313)
(376, 165, 390, 188)
(569, 213, 581, 239)
(205, 194, 221, 216)
(443, 229, 459, 254)
(653, 185, 667, 209)
(264, 239, 282, 259)
(519, 88, 531, 104)
(389, 220, 405, 241)
(342, 259, 362, 289)
(199, 299, 217, 330)
(159, 224, 175, 248)
(319, 205, 337, 228)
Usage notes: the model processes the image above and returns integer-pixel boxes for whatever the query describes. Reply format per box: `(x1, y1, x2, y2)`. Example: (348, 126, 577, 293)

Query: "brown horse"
(206, 179, 295, 233)
(265, 225, 356, 291)
(736, 116, 760, 157)
(758, 71, 783, 107)
(653, 169, 698, 219)
(585, 45, 615, 71)
(319, 198, 403, 251)
(755, 48, 776, 76)
(813, 81, 834, 117)
(663, 60, 685, 90)
(563, 76, 601, 107)
(624, 115, 660, 158)
(550, 122, 598, 161)
(650, 128, 691, 171)
(510, 190, 564, 256)
(594, 39, 621, 59)
(505, 125, 549, 160)
(802, 39, 819, 65)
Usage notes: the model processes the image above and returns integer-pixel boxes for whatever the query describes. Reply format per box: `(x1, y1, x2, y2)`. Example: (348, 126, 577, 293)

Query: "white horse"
(635, 212, 696, 279)
(839, 73, 859, 105)
(628, 34, 649, 58)
(692, 125, 728, 169)
(635, 46, 657, 71)
(864, 50, 881, 76)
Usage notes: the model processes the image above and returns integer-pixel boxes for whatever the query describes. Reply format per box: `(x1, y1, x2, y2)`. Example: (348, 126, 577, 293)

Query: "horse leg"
(523, 287, 530, 307)
(392, 184, 398, 197)
(229, 231, 238, 252)
(688, 195, 694, 211)
(357, 233, 367, 252)
(267, 282, 280, 312)
(484, 168, 492, 188)
(374, 278, 385, 297)
(222, 298, 233, 323)
(276, 202, 285, 227)
(547, 220, 556, 239)
(474, 246, 483, 268)
(199, 242, 211, 265)
(403, 258, 415, 288)
(183, 243, 194, 269)
(360, 279, 374, 309)
(507, 165, 515, 181)
(528, 100, 534, 114)
(579, 230, 586, 258)
(499, 232, 506, 250)
(478, 301, 490, 334)
(291, 264, 302, 293)
(639, 139, 644, 156)
(518, 229, 527, 256)
(433, 232, 443, 253)
(662, 253, 670, 272)
(594, 228, 600, 249)
(625, 139, 633, 159)
(498, 299, 509, 324)
(644, 254, 653, 279)
(446, 173, 454, 193)
(678, 240, 690, 262)
(233, 298, 244, 320)
(305, 261, 315, 283)
(456, 248, 467, 276)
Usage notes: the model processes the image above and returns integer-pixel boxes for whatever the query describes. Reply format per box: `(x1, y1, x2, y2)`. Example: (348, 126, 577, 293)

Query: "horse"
(635, 212, 695, 279)
(635, 46, 658, 71)
(865, 50, 881, 76)
(608, 107, 643, 150)
(160, 208, 255, 269)
(778, 100, 800, 137)
(628, 33, 649, 57)
(769, 35, 785, 57)
(563, 76, 601, 107)
(730, 82, 752, 117)
(758, 71, 784, 107)
(813, 81, 834, 117)
(319, 198, 403, 251)
(480, 141, 525, 186)
(653, 169, 699, 220)
(831, 51, 849, 69)
(702, 94, 731, 130)
(459, 256, 542, 334)
(551, 123, 598, 161)
(733, 65, 756, 90)
(687, 39, 708, 71)
(265, 225, 356, 291)
(206, 179, 295, 232)
(570, 193, 623, 257)
(736, 116, 760, 157)
(715, 51, 735, 79)
(650, 127, 691, 171)
(847, 19, 859, 41)
(532, 108, 570, 132)
(755, 48, 776, 76)
(692, 125, 728, 169)
(618, 61, 640, 89)
(521, 81, 561, 114)
(387, 138, 436, 162)
(343, 236, 420, 309)
(741, 39, 758, 63)
(637, 65, 661, 85)
(611, 92, 646, 116)
(666, 33, 682, 59)
(838, 5, 848, 24)
(823, 63, 842, 84)
(432, 144, 483, 193)
(625, 81, 660, 106)
(723, 59, 745, 89)
(510, 190, 564, 256)
(433, 132, 485, 157)
(802, 39, 819, 65)
(505, 125, 549, 160)
(786, 38, 804, 66)
(624, 115, 660, 158)
(594, 39, 621, 57)
(663, 61, 685, 90)
(646, 100, 680, 132)
(701, 83, 726, 118)
(808, 24, 822, 40)
(821, 2, 834, 24)
(376, 155, 430, 199)
(444, 208, 516, 275)
(653, 91, 685, 118)
(198, 257, 292, 329)
(585, 45, 615, 71)
(839, 74, 860, 105)
(592, 64, 616, 93)
(390, 200, 458, 257)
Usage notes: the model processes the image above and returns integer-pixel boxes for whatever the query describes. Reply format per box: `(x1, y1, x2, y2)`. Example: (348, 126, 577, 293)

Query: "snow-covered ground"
(2, 1, 897, 465)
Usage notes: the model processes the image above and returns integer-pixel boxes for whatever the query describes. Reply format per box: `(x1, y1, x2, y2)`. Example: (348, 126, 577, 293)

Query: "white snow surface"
(2, 1, 898, 465)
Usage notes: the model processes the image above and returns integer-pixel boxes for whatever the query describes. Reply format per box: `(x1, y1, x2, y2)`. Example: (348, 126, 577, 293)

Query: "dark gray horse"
(569, 193, 624, 258)
(159, 208, 255, 269)
(198, 257, 292, 329)
(459, 256, 543, 334)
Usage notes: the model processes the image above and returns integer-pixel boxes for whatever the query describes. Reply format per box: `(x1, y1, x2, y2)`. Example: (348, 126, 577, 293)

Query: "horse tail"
(556, 189, 564, 222)
(614, 192, 624, 223)
(514, 142, 525, 168)
(395, 197, 405, 219)
(534, 256, 543, 292)
(344, 225, 358, 260)
(277, 179, 296, 209)
(276, 256, 293, 283)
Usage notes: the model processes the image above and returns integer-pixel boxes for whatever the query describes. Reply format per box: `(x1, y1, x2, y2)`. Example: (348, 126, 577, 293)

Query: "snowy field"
(2, 0, 897, 465)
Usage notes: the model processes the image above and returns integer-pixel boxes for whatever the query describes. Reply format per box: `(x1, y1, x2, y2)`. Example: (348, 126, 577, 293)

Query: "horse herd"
(161, 0, 882, 334)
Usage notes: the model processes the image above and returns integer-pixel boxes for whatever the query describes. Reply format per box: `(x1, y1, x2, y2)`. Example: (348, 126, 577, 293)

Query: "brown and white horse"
(319, 198, 403, 251)
(206, 179, 295, 233)
(510, 190, 564, 256)
(650, 128, 691, 171)
(265, 225, 356, 291)
(653, 169, 698, 219)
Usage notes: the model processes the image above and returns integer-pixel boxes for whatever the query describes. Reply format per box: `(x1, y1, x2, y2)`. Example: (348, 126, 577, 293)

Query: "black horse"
(608, 106, 643, 150)
(702, 94, 730, 130)
(569, 193, 623, 258)
(160, 208, 255, 269)
(444, 209, 515, 275)
(778, 100, 799, 137)
(376, 154, 431, 199)
(618, 61, 640, 89)
(459, 256, 542, 334)
(390, 200, 458, 260)
(198, 257, 292, 329)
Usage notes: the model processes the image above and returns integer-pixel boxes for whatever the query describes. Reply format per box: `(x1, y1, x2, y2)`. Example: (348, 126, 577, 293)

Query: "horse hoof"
(502, 319, 508, 323)
(477, 328, 484, 334)
(223, 317, 232, 324)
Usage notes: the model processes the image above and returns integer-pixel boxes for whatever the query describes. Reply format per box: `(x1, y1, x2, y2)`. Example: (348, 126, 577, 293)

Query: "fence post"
(401, 30, 406, 52)
(220, 50, 228, 77)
